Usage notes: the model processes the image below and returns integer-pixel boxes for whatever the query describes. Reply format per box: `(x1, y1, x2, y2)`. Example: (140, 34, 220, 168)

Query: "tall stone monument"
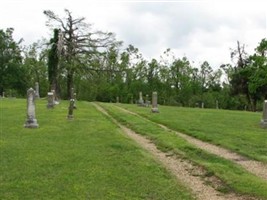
(35, 82, 40, 98)
(260, 100, 267, 128)
(24, 88, 39, 128)
(116, 96, 119, 103)
(151, 91, 159, 113)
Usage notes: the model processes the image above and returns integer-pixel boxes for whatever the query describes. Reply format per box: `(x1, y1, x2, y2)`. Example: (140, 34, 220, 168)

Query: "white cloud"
(1, 0, 266, 68)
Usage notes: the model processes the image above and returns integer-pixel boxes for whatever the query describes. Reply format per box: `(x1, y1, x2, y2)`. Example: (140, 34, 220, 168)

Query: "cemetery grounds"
(0, 98, 267, 200)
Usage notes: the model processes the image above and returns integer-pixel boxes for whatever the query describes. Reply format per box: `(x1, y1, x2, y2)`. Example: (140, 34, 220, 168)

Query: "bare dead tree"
(44, 9, 121, 98)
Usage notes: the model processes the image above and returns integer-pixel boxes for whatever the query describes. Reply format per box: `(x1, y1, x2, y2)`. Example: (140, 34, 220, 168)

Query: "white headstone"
(24, 88, 39, 128)
(138, 92, 144, 106)
(35, 82, 40, 98)
(151, 91, 159, 113)
(47, 92, 54, 108)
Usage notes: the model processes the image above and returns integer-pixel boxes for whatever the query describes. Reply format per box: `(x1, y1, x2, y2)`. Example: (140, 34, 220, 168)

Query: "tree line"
(0, 9, 266, 111)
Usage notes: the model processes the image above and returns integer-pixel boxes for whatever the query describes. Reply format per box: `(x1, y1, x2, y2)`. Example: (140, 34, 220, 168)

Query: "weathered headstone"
(145, 94, 149, 107)
(151, 91, 159, 113)
(35, 82, 40, 98)
(47, 92, 54, 109)
(24, 88, 39, 128)
(51, 90, 56, 105)
(116, 96, 119, 103)
(2, 92, 5, 98)
(138, 92, 144, 106)
(260, 100, 267, 128)
(67, 99, 75, 119)
(201, 102, 204, 109)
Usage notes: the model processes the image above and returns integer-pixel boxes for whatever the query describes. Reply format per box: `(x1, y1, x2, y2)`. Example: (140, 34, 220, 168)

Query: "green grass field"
(0, 99, 193, 200)
(117, 103, 267, 163)
(101, 103, 267, 199)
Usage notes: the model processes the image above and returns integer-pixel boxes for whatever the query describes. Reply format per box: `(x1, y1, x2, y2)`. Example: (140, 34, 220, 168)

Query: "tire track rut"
(115, 105, 267, 181)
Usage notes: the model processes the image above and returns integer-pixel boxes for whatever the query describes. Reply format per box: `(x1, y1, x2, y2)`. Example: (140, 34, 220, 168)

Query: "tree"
(229, 39, 267, 111)
(23, 41, 48, 97)
(47, 28, 61, 99)
(248, 38, 267, 100)
(169, 57, 194, 106)
(0, 28, 26, 96)
(44, 9, 119, 98)
(230, 41, 253, 110)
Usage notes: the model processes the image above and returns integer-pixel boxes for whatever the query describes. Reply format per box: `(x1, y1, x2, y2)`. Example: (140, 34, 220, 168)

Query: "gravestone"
(35, 82, 40, 98)
(51, 90, 56, 105)
(151, 91, 159, 113)
(138, 92, 144, 106)
(201, 102, 204, 109)
(116, 96, 119, 103)
(145, 94, 149, 107)
(24, 88, 39, 128)
(260, 100, 267, 128)
(2, 92, 5, 98)
(67, 99, 75, 119)
(47, 92, 54, 108)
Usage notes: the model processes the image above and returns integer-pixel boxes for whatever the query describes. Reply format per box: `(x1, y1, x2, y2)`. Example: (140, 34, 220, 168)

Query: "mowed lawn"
(0, 99, 193, 200)
(101, 103, 267, 199)
(117, 103, 267, 163)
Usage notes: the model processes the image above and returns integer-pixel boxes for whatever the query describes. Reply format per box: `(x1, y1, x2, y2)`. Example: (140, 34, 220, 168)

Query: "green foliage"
(229, 39, 267, 111)
(2, 9, 266, 109)
(0, 28, 26, 96)
(23, 42, 48, 97)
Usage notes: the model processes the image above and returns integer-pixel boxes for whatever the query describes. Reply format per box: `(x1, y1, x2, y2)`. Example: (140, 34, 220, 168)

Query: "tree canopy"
(1, 9, 266, 111)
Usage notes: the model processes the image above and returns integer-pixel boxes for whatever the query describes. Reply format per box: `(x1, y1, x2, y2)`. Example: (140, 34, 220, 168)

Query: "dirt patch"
(115, 105, 267, 181)
(93, 103, 256, 200)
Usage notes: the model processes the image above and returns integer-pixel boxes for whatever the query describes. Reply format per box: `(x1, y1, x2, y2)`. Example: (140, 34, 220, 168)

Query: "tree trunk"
(67, 70, 74, 99)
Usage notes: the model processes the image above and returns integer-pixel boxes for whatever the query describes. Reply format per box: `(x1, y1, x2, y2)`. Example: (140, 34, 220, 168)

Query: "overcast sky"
(1, 0, 266, 69)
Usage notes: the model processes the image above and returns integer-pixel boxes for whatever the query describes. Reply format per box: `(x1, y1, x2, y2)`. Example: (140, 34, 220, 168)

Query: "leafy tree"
(0, 28, 26, 96)
(170, 57, 193, 106)
(248, 38, 267, 100)
(23, 41, 48, 97)
(230, 40, 267, 111)
(47, 29, 61, 99)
